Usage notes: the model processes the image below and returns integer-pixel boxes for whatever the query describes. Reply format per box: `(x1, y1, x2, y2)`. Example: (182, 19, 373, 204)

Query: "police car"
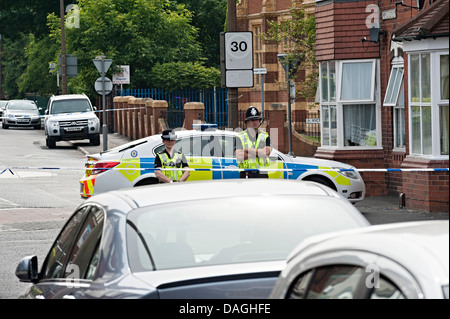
(80, 124, 366, 203)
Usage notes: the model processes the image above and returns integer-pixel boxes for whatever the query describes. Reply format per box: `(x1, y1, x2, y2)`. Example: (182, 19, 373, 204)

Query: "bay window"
(408, 51, 449, 157)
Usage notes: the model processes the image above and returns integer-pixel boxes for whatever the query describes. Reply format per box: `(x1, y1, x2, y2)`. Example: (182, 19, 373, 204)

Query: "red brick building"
(236, 0, 449, 212)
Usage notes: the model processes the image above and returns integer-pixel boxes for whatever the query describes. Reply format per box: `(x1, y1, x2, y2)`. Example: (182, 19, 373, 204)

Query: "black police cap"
(161, 129, 177, 141)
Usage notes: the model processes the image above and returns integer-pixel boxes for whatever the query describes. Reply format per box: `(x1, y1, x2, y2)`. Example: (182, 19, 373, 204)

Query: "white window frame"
(319, 61, 337, 147)
(319, 59, 381, 150)
(384, 57, 405, 151)
(408, 49, 449, 159)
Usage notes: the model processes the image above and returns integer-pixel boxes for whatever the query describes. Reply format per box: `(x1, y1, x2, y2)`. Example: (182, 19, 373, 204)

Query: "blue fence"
(121, 87, 228, 128)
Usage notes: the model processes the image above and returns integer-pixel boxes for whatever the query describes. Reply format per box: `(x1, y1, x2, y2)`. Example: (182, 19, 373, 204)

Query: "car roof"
(7, 99, 35, 103)
(50, 94, 89, 101)
(288, 220, 449, 282)
(90, 179, 343, 208)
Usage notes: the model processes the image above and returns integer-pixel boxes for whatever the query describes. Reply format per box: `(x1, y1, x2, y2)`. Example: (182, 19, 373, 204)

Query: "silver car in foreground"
(16, 179, 369, 299)
(269, 220, 449, 299)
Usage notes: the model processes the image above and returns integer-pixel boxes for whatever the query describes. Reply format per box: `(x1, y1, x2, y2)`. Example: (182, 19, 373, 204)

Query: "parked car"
(44, 94, 100, 149)
(80, 125, 366, 203)
(269, 220, 449, 299)
(16, 179, 370, 299)
(0, 100, 8, 119)
(1, 100, 42, 129)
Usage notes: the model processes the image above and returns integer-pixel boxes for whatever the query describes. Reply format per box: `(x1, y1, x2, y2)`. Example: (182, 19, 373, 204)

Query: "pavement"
(70, 132, 449, 225)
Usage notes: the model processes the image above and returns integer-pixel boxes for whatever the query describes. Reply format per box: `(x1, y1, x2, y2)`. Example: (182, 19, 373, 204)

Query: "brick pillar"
(112, 96, 123, 134)
(152, 100, 168, 135)
(124, 96, 134, 139)
(184, 102, 205, 130)
(133, 98, 146, 140)
(128, 97, 139, 139)
(401, 157, 449, 213)
(145, 98, 153, 137)
(267, 103, 286, 153)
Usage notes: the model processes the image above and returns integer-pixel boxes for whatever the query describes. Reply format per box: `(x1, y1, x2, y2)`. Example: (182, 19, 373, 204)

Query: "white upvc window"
(319, 59, 380, 149)
(384, 59, 405, 150)
(408, 51, 449, 158)
(438, 53, 449, 156)
(320, 61, 337, 146)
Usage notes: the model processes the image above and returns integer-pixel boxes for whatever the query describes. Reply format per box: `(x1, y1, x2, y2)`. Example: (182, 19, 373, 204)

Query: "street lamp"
(277, 53, 302, 156)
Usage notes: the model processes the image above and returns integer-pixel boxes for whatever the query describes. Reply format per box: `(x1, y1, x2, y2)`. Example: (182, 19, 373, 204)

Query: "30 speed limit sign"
(224, 31, 253, 70)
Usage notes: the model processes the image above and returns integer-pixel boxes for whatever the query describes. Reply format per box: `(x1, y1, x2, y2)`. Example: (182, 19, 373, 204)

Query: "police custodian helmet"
(244, 106, 261, 123)
(161, 129, 177, 141)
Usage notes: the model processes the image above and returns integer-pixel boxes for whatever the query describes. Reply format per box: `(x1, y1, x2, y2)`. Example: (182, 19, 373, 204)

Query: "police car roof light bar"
(193, 123, 218, 131)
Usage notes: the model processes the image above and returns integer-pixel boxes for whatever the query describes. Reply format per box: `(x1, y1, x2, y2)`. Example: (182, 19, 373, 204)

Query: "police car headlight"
(8, 114, 15, 119)
(334, 167, 358, 179)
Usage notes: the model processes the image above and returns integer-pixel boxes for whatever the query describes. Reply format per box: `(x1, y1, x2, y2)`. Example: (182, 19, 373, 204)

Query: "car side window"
(370, 276, 405, 299)
(287, 270, 314, 299)
(305, 265, 364, 299)
(67, 205, 104, 280)
(40, 206, 104, 280)
(41, 206, 90, 279)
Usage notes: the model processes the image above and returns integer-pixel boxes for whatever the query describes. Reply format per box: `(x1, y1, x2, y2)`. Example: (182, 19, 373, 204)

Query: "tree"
(169, 0, 227, 68)
(46, 0, 216, 96)
(18, 34, 59, 96)
(262, 5, 317, 102)
(151, 61, 220, 91)
(0, 0, 76, 98)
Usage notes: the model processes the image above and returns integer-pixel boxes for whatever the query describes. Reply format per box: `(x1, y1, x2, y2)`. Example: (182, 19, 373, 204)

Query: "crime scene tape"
(0, 106, 150, 120)
(1, 166, 449, 175)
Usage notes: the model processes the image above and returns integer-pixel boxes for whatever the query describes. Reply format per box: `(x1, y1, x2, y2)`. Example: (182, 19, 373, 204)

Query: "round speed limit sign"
(224, 31, 253, 70)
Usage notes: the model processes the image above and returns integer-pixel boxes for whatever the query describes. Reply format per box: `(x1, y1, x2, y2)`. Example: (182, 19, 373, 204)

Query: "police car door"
(175, 135, 222, 181)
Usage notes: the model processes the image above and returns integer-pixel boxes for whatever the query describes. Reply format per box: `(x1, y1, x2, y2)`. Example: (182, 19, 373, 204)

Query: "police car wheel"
(134, 178, 159, 187)
(303, 175, 336, 191)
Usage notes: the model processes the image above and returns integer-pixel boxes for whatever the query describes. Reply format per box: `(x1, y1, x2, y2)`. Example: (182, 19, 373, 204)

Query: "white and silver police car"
(80, 124, 366, 202)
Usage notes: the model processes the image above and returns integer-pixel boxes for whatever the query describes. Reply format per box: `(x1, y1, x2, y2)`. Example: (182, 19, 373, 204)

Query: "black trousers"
(239, 171, 269, 179)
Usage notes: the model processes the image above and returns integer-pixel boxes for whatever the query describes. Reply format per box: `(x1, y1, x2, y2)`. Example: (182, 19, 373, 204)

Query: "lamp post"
(277, 53, 302, 156)
(60, 0, 67, 95)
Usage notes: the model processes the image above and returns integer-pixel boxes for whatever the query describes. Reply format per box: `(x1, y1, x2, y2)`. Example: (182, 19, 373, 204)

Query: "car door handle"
(62, 295, 76, 299)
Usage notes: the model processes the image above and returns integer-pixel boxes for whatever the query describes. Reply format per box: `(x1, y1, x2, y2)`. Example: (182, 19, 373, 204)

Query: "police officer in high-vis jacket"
(235, 106, 271, 178)
(154, 129, 190, 183)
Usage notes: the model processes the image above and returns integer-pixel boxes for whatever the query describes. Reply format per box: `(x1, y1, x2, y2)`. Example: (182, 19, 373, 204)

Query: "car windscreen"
(7, 101, 37, 110)
(50, 99, 92, 114)
(126, 195, 366, 272)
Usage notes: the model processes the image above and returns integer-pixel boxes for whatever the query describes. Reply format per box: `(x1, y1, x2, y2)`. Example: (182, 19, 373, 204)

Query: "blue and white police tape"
(0, 106, 151, 120)
(1, 166, 449, 175)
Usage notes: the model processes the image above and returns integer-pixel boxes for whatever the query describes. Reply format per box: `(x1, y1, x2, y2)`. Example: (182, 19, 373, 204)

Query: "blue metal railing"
(121, 87, 228, 128)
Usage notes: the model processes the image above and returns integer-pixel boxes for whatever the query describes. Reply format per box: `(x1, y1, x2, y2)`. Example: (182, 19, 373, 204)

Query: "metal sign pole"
(101, 54, 108, 151)
(261, 73, 265, 124)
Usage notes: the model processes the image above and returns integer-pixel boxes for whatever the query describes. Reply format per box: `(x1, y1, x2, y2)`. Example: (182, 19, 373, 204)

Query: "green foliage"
(1, 35, 28, 98)
(170, 0, 227, 68)
(1, 0, 225, 98)
(262, 5, 318, 102)
(18, 34, 59, 96)
(151, 62, 220, 91)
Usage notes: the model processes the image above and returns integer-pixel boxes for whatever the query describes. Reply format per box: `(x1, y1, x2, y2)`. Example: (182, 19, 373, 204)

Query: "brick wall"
(316, 0, 379, 61)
